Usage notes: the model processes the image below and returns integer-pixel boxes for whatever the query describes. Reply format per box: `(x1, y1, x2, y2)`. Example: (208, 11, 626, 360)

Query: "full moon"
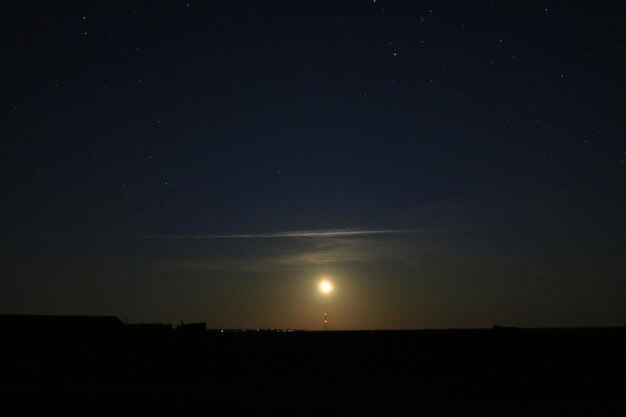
(319, 280, 333, 294)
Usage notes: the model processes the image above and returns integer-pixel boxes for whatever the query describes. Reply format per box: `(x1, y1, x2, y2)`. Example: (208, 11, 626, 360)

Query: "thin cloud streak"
(177, 236, 423, 273)
(207, 229, 406, 238)
(109, 228, 408, 240)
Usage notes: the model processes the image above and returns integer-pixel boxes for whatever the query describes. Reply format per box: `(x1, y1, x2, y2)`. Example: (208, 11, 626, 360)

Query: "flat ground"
(2, 328, 626, 415)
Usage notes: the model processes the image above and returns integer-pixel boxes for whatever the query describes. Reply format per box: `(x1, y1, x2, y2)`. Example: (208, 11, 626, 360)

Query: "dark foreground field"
(2, 324, 626, 415)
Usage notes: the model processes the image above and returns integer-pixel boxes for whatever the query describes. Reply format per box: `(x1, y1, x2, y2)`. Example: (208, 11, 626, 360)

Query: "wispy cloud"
(95, 227, 493, 273)
(108, 228, 408, 240)
(177, 234, 422, 272)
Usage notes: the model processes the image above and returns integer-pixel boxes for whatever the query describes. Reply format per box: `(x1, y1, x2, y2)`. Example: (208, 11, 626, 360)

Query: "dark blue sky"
(2, 1, 625, 329)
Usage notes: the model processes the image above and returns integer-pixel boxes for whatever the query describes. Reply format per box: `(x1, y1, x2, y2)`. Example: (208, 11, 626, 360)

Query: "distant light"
(319, 280, 333, 294)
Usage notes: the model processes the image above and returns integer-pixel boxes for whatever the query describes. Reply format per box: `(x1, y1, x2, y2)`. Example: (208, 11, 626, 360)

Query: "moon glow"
(319, 280, 333, 294)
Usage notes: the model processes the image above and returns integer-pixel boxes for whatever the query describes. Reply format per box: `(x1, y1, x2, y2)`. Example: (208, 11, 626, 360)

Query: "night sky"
(2, 1, 626, 329)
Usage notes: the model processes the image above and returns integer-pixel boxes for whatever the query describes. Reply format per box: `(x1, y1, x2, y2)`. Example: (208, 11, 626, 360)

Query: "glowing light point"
(319, 280, 333, 294)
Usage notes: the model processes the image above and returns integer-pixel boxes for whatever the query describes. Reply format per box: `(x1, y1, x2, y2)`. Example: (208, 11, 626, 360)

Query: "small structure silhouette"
(177, 322, 207, 337)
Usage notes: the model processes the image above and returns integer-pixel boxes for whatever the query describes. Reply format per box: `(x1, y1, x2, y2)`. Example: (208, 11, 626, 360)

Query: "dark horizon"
(5, 311, 626, 336)
(4, 312, 626, 415)
(2, 1, 626, 330)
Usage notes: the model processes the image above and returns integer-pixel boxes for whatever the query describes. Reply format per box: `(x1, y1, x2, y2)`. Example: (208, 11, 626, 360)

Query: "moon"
(319, 279, 333, 294)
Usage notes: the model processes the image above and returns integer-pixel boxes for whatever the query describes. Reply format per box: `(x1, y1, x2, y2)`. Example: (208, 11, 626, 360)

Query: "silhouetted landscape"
(2, 314, 625, 415)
